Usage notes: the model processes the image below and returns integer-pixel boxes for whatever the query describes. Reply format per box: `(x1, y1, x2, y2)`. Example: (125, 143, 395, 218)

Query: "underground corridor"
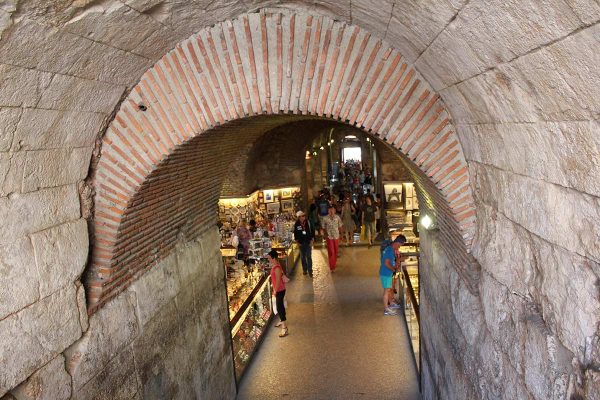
(1, 3, 599, 400)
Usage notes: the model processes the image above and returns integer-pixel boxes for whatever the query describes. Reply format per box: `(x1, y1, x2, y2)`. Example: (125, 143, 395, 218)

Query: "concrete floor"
(236, 243, 421, 400)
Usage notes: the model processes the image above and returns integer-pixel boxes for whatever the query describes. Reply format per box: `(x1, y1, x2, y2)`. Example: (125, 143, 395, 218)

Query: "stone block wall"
(2, 228, 236, 399)
(412, 2, 600, 399)
(1, 2, 599, 399)
(418, 197, 599, 399)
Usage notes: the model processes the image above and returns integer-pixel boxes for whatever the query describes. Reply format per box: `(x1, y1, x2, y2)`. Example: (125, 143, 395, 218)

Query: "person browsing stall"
(293, 211, 315, 277)
(268, 249, 289, 337)
(380, 235, 406, 315)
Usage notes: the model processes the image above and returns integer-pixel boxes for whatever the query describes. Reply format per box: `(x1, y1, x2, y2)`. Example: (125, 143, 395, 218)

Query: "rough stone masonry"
(1, 1, 599, 399)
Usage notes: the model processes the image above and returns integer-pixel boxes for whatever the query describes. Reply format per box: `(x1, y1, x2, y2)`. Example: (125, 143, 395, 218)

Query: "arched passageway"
(1, 2, 599, 400)
(88, 11, 476, 312)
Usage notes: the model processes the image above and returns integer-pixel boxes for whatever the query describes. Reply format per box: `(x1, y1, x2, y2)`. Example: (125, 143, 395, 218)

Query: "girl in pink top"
(268, 249, 288, 337)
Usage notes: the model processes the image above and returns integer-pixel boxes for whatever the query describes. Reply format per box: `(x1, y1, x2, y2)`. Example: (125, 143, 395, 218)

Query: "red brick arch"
(89, 11, 476, 312)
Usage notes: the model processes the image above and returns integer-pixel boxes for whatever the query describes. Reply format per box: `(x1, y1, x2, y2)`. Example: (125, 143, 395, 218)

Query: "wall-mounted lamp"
(330, 139, 335, 143)
(320, 146, 325, 150)
(366, 137, 370, 142)
(312, 151, 318, 156)
(420, 214, 437, 231)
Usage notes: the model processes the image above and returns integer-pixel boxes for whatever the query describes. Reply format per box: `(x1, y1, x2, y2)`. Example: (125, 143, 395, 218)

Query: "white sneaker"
(384, 308, 398, 316)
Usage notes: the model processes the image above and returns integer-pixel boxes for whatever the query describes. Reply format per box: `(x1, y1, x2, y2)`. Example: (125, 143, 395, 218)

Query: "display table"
(230, 274, 272, 382)
(222, 252, 273, 384)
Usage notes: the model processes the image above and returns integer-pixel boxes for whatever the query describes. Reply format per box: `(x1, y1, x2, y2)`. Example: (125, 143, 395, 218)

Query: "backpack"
(380, 239, 391, 254)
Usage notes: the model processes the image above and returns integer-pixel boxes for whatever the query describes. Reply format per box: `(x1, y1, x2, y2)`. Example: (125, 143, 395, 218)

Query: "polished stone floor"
(236, 243, 421, 400)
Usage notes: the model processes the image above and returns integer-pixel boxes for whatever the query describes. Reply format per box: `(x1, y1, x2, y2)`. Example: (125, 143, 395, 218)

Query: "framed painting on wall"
(383, 183, 403, 209)
(263, 190, 274, 203)
(266, 202, 280, 214)
(281, 188, 292, 199)
(281, 199, 294, 212)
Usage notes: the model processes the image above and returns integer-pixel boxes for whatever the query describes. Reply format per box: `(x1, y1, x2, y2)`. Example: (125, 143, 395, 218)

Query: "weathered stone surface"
(417, 0, 582, 90)
(441, 24, 600, 124)
(0, 285, 82, 396)
(0, 19, 91, 75)
(30, 220, 89, 299)
(564, 0, 600, 24)
(10, 355, 71, 400)
(74, 283, 88, 334)
(63, 2, 161, 52)
(450, 268, 484, 346)
(64, 291, 138, 392)
(0, 185, 80, 245)
(175, 239, 204, 284)
(36, 74, 125, 114)
(532, 233, 600, 358)
(199, 228, 222, 263)
(472, 163, 600, 264)
(0, 7, 14, 40)
(386, 0, 463, 63)
(350, 0, 393, 43)
(499, 48, 593, 122)
(21, 148, 92, 192)
(313, 0, 351, 22)
(584, 369, 600, 400)
(11, 109, 106, 150)
(128, 252, 180, 327)
(67, 40, 154, 86)
(458, 121, 600, 198)
(0, 65, 52, 108)
(73, 347, 140, 400)
(415, 26, 486, 91)
(0, 108, 21, 151)
(480, 270, 529, 374)
(544, 24, 600, 119)
(0, 237, 38, 319)
(124, 0, 166, 13)
(129, 232, 234, 399)
(473, 203, 536, 295)
(130, 24, 185, 60)
(0, 151, 26, 195)
(524, 313, 574, 400)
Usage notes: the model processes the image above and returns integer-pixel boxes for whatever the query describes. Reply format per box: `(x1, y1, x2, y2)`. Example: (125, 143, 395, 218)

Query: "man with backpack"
(380, 235, 406, 315)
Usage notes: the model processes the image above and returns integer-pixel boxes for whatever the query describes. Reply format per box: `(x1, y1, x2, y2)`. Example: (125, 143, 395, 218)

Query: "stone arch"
(89, 10, 476, 312)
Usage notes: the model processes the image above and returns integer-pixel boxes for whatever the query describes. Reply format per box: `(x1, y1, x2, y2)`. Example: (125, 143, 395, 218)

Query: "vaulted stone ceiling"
(1, 1, 599, 398)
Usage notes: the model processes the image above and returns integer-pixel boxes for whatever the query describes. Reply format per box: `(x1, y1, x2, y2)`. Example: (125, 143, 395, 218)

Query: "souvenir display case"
(223, 255, 273, 383)
(383, 181, 421, 372)
(230, 272, 272, 382)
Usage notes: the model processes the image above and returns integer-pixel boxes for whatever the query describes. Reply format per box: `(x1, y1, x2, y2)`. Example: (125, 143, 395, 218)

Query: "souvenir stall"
(218, 186, 301, 383)
(383, 181, 421, 369)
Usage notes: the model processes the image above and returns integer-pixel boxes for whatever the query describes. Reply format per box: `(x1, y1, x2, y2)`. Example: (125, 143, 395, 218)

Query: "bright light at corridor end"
(420, 214, 434, 230)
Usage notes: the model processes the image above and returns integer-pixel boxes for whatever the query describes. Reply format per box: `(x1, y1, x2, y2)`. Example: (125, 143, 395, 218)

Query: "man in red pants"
(322, 205, 343, 272)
